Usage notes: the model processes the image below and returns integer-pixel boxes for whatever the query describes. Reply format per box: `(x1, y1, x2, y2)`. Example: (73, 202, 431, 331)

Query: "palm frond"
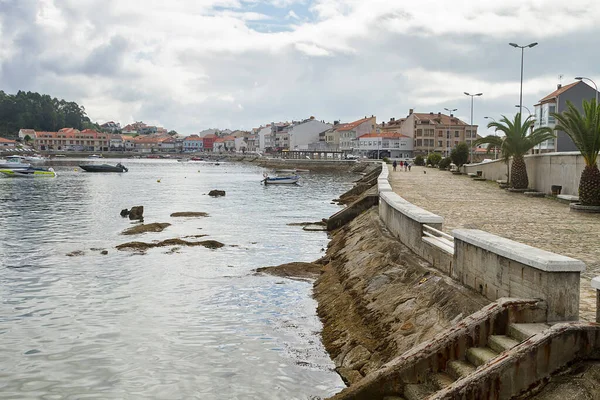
(553, 99, 600, 166)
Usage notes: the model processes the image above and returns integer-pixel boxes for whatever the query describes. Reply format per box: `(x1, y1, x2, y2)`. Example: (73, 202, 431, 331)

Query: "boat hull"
(264, 175, 300, 184)
(0, 168, 56, 178)
(79, 164, 128, 173)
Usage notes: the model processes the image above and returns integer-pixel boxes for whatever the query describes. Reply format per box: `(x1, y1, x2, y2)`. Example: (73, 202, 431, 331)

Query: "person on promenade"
(404, 162, 408, 171)
(399, 161, 404, 170)
(392, 160, 397, 171)
(408, 163, 411, 172)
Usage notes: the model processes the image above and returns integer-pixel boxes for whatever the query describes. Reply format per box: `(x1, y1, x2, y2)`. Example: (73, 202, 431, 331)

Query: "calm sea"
(0, 159, 352, 399)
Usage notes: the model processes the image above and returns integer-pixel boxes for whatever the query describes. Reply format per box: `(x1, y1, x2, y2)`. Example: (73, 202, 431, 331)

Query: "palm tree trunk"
(511, 155, 529, 189)
(579, 164, 600, 206)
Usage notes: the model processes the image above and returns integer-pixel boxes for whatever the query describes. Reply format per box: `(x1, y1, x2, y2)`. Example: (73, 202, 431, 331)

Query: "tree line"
(0, 90, 100, 138)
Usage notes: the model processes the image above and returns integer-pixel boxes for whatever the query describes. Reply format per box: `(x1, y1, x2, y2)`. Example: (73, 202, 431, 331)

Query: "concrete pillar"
(592, 277, 600, 323)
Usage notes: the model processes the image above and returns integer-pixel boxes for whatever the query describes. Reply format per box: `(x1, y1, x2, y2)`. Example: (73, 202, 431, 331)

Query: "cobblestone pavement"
(389, 165, 600, 322)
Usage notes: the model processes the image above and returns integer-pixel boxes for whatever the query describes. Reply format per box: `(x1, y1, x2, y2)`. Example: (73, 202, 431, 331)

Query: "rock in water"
(128, 206, 144, 220)
(120, 209, 130, 217)
(208, 190, 226, 197)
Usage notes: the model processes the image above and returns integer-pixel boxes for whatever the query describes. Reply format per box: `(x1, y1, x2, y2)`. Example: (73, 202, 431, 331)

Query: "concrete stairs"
(398, 322, 550, 400)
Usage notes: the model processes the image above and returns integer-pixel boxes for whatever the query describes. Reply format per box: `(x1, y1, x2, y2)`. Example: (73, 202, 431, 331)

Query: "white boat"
(88, 154, 102, 159)
(177, 158, 189, 163)
(263, 174, 300, 185)
(24, 154, 46, 163)
(0, 155, 31, 169)
(275, 169, 296, 173)
(0, 167, 57, 178)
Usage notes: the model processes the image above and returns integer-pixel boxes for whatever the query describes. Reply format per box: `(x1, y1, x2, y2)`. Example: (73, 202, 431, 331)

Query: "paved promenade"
(389, 165, 600, 322)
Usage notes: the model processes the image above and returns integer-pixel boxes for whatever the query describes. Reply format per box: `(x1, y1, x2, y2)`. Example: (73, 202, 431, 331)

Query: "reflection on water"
(0, 160, 351, 399)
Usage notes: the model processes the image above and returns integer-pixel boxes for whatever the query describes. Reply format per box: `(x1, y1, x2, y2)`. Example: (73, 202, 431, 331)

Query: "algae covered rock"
(208, 190, 226, 197)
(121, 222, 171, 235)
(170, 212, 209, 218)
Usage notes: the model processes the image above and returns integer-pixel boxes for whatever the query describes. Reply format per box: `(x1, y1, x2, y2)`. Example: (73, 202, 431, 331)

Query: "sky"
(1, 0, 599, 136)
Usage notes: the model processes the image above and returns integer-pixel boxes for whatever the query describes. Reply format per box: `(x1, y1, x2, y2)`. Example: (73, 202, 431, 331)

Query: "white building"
(288, 118, 332, 151)
(357, 132, 413, 159)
(257, 126, 272, 152)
(234, 137, 247, 153)
(337, 116, 377, 151)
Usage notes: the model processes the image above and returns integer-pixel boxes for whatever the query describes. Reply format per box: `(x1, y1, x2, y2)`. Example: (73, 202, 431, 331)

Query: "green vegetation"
(414, 155, 425, 166)
(474, 113, 554, 189)
(0, 90, 95, 137)
(426, 152, 442, 166)
(553, 99, 600, 205)
(438, 157, 452, 170)
(450, 142, 469, 167)
(382, 157, 390, 163)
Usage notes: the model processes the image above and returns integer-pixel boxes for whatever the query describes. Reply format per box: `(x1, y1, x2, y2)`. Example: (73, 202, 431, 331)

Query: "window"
(548, 105, 556, 124)
(438, 140, 442, 147)
(455, 131, 460, 138)
(416, 129, 423, 136)
(438, 131, 443, 137)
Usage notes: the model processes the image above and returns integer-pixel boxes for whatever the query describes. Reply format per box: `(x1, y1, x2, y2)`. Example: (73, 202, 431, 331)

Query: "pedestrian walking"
(408, 163, 411, 172)
(404, 162, 408, 171)
(399, 161, 404, 170)
(392, 160, 397, 171)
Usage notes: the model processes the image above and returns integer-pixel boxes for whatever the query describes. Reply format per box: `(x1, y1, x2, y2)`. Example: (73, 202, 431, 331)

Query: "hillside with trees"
(0, 90, 99, 138)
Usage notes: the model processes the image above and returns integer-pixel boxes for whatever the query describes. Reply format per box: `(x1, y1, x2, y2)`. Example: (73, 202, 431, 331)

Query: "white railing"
(422, 224, 455, 255)
(423, 224, 454, 241)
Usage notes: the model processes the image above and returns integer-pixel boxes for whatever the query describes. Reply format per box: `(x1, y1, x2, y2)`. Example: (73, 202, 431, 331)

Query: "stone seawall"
(314, 208, 489, 385)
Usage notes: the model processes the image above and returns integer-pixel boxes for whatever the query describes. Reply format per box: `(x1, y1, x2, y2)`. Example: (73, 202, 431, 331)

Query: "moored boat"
(79, 163, 128, 173)
(177, 158, 189, 163)
(24, 154, 46, 163)
(262, 174, 300, 185)
(0, 167, 57, 178)
(0, 155, 31, 169)
(88, 154, 102, 159)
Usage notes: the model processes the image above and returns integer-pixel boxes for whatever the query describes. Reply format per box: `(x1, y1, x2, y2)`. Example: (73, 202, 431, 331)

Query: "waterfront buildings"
(34, 128, 110, 152)
(533, 81, 600, 153)
(337, 116, 377, 151)
(100, 121, 121, 133)
(18, 129, 37, 141)
(398, 109, 478, 157)
(202, 133, 217, 152)
(0, 137, 17, 150)
(287, 118, 332, 151)
(183, 134, 204, 152)
(357, 132, 413, 159)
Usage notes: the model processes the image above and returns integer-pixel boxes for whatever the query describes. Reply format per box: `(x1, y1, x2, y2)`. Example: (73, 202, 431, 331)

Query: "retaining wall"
(378, 163, 585, 322)
(463, 152, 594, 195)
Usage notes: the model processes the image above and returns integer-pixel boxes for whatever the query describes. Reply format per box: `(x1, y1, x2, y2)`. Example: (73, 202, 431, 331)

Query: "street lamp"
(464, 92, 483, 163)
(575, 77, 598, 104)
(515, 104, 532, 116)
(444, 107, 457, 157)
(509, 42, 538, 115)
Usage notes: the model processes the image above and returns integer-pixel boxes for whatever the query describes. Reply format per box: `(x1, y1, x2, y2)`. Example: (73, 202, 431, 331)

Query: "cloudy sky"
(1, 0, 599, 135)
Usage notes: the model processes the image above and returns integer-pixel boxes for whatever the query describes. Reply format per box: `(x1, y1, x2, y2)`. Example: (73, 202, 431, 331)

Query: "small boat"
(0, 155, 31, 169)
(0, 167, 57, 178)
(88, 154, 102, 159)
(262, 174, 300, 185)
(79, 163, 128, 173)
(177, 158, 189, 163)
(24, 154, 46, 163)
(275, 169, 296, 173)
(190, 157, 203, 161)
(294, 169, 310, 173)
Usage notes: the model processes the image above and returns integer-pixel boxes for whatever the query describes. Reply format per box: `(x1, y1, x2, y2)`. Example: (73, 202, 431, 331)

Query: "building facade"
(287, 118, 332, 151)
(357, 133, 413, 159)
(183, 135, 204, 152)
(337, 117, 377, 151)
(34, 128, 110, 152)
(533, 81, 599, 153)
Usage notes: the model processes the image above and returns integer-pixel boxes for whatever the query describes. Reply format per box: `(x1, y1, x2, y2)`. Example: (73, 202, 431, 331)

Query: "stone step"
(466, 347, 499, 367)
(508, 323, 550, 342)
(488, 335, 521, 353)
(447, 360, 476, 380)
(403, 383, 434, 400)
(429, 372, 455, 390)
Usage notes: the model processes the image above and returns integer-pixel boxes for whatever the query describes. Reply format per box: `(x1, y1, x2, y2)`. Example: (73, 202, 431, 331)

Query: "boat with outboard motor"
(79, 163, 128, 173)
(0, 166, 57, 178)
(0, 155, 31, 169)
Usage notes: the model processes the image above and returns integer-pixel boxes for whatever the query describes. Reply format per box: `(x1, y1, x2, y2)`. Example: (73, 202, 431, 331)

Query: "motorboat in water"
(0, 166, 57, 178)
(88, 154, 102, 159)
(0, 155, 31, 169)
(24, 154, 46, 163)
(177, 158, 189, 163)
(79, 163, 128, 172)
(262, 173, 300, 185)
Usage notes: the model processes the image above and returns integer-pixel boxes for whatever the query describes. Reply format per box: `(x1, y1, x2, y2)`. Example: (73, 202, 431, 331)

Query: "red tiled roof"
(538, 81, 580, 104)
(222, 136, 235, 141)
(412, 113, 468, 126)
(0, 137, 17, 144)
(336, 117, 373, 132)
(184, 135, 203, 141)
(359, 133, 410, 139)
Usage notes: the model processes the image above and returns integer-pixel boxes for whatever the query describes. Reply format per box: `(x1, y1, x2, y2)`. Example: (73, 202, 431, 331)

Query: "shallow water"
(0, 159, 351, 399)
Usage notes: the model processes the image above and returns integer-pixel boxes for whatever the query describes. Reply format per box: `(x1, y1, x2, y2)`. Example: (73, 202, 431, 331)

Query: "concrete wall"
(464, 151, 596, 195)
(377, 163, 586, 322)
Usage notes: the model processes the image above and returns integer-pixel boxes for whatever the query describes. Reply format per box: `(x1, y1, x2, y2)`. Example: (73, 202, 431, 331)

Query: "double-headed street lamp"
(464, 92, 483, 163)
(444, 107, 457, 157)
(575, 76, 598, 104)
(509, 42, 538, 116)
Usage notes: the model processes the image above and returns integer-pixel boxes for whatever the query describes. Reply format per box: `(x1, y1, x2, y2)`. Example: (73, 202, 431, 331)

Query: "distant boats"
(88, 154, 102, 159)
(79, 163, 128, 173)
(190, 157, 203, 161)
(0, 166, 57, 178)
(24, 154, 46, 163)
(177, 158, 189, 163)
(275, 168, 310, 173)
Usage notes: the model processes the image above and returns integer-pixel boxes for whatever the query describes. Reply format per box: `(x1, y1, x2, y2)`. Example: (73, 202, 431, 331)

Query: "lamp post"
(515, 104, 532, 116)
(464, 92, 483, 163)
(575, 77, 598, 104)
(509, 42, 538, 115)
(444, 107, 457, 158)
(484, 116, 498, 159)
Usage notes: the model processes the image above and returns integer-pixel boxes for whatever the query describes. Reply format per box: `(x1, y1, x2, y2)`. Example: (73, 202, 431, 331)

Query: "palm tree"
(552, 99, 600, 206)
(473, 113, 554, 189)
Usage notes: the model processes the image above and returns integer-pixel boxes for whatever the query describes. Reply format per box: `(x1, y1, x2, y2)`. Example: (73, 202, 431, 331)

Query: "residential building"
(324, 124, 341, 150)
(357, 133, 413, 159)
(234, 137, 247, 153)
(18, 129, 37, 141)
(183, 135, 204, 152)
(133, 135, 176, 153)
(287, 118, 332, 151)
(222, 135, 235, 151)
(213, 137, 226, 153)
(246, 134, 258, 152)
(399, 109, 478, 157)
(257, 126, 272, 152)
(109, 134, 124, 150)
(34, 128, 109, 151)
(100, 121, 121, 132)
(203, 134, 217, 152)
(121, 135, 136, 151)
(0, 137, 17, 150)
(533, 81, 599, 153)
(337, 116, 377, 151)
